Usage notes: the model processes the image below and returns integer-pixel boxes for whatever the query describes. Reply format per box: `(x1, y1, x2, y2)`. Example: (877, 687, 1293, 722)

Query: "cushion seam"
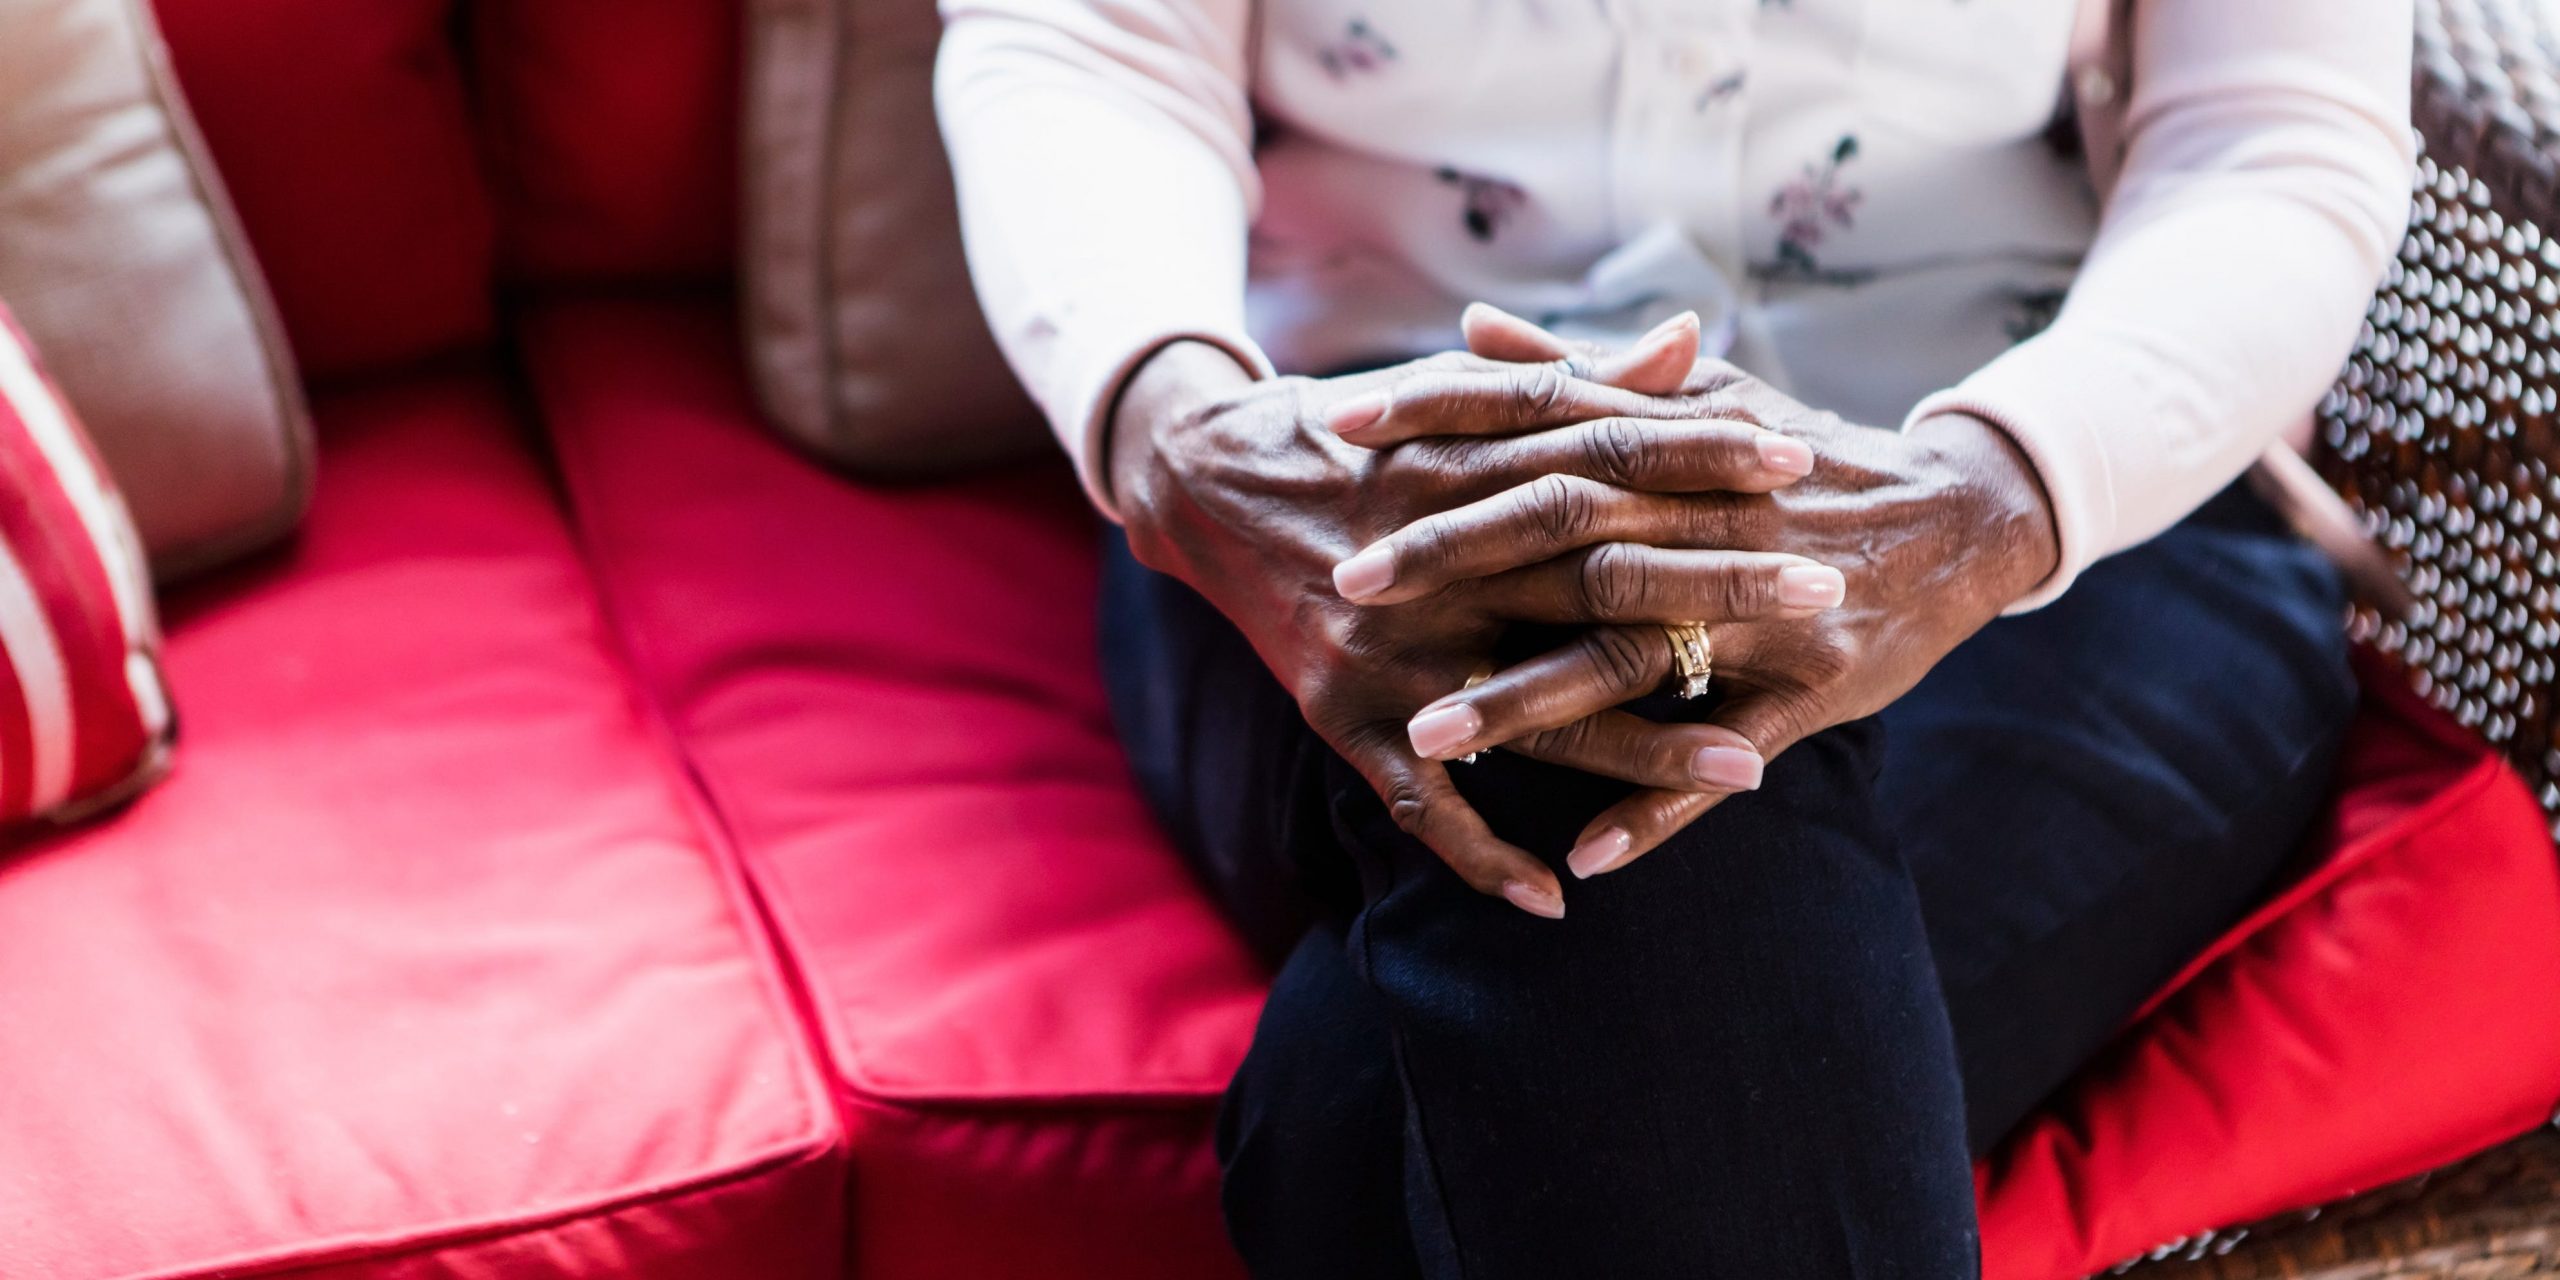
(101, 1138, 840, 1280)
(522, 340, 866, 1152)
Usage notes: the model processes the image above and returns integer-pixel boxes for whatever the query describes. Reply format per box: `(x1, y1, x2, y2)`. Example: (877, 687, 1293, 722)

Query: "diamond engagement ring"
(1663, 623, 1714, 699)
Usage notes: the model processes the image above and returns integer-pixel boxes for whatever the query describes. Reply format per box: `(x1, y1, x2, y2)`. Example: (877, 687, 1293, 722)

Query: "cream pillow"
(0, 0, 312, 579)
(743, 0, 1045, 476)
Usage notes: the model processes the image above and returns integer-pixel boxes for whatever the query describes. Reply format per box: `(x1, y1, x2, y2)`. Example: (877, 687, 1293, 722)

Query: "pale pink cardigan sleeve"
(937, 0, 2418, 598)
(934, 0, 1270, 518)
(1906, 1, 2416, 607)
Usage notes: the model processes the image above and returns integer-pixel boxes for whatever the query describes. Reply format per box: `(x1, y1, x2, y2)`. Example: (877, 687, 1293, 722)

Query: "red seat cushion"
(1977, 661, 2560, 1277)
(0, 364, 843, 1280)
(523, 293, 2560, 1280)
(526, 295, 1259, 1280)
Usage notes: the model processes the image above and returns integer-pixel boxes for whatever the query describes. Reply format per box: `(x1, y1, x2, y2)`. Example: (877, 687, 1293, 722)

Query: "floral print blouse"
(1245, 0, 2100, 431)
(936, 0, 2413, 604)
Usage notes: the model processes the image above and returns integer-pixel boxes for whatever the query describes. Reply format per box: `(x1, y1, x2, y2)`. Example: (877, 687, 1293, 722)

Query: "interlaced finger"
(1323, 357, 1703, 447)
(1460, 302, 1700, 396)
(1336, 481, 1839, 617)
(1502, 710, 1769, 795)
(1403, 625, 1682, 763)
(1563, 787, 1726, 879)
(1563, 689, 1822, 878)
(1339, 726, 1569, 920)
(1465, 546, 1846, 625)
(1485, 416, 1804, 493)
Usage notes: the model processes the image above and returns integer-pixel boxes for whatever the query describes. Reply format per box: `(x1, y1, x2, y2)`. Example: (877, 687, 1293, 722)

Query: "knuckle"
(1579, 543, 1650, 619)
(1578, 417, 1649, 486)
(1800, 625, 1861, 686)
(1523, 474, 1599, 548)
(1310, 608, 1369, 663)
(1510, 363, 1572, 420)
(1382, 781, 1439, 839)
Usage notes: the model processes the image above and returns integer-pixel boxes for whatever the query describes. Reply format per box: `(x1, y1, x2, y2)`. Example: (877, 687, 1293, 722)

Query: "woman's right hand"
(1107, 330, 1837, 918)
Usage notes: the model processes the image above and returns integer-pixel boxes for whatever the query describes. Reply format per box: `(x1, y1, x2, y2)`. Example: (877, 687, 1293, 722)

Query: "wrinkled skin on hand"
(1109, 327, 1819, 917)
(1108, 307, 2058, 911)
(1331, 307, 2061, 878)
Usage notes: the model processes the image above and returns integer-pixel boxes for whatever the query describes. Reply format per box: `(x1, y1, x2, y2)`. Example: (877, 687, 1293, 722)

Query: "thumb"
(1460, 302, 1698, 396)
(1460, 301, 1576, 362)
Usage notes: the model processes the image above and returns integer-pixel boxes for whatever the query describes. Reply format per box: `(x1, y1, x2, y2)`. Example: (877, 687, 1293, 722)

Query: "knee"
(1216, 930, 1417, 1275)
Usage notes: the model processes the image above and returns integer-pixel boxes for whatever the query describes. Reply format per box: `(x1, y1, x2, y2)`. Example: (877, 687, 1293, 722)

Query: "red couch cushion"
(526, 295, 1258, 1280)
(153, 0, 496, 378)
(1977, 664, 2560, 1277)
(469, 0, 740, 282)
(0, 364, 842, 1280)
(523, 293, 2560, 1280)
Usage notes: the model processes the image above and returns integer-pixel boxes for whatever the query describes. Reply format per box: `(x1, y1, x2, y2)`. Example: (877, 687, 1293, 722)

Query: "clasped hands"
(1108, 305, 2059, 920)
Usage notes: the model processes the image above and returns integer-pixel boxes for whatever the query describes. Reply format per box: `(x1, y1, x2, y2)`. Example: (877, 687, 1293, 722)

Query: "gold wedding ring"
(1664, 623, 1714, 700)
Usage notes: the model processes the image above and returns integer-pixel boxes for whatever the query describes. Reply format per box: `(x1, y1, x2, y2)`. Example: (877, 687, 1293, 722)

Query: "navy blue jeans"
(1100, 485, 2355, 1279)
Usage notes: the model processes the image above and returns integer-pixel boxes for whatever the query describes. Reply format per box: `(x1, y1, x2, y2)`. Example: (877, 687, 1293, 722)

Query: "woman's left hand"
(1333, 307, 2064, 878)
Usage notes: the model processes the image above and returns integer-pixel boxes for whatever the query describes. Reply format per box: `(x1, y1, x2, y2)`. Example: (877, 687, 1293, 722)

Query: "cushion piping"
(107, 1140, 841, 1280)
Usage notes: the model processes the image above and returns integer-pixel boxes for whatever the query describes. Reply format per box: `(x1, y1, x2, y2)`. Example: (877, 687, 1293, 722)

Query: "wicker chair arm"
(2318, 0, 2560, 822)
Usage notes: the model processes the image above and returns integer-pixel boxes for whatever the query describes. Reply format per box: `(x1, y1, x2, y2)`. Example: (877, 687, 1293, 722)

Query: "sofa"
(3, 2, 2558, 1278)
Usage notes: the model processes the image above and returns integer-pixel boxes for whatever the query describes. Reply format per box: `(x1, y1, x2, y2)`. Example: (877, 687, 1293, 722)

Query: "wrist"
(1104, 340, 1259, 535)
(1908, 411, 2062, 612)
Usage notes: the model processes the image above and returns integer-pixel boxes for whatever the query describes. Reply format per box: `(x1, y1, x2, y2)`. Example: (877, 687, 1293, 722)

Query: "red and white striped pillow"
(0, 304, 172, 830)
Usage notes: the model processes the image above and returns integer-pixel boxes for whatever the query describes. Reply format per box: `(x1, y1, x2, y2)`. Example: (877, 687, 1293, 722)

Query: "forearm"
(1908, 0, 2414, 609)
(934, 0, 1270, 518)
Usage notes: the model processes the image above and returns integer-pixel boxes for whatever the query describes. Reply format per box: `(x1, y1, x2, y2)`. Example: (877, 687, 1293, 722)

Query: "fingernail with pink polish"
(1755, 433, 1814, 478)
(1778, 564, 1846, 611)
(1642, 310, 1701, 341)
(1333, 545, 1396, 601)
(1630, 311, 1700, 359)
(1690, 745, 1764, 791)
(1567, 827, 1634, 879)
(1464, 301, 1532, 333)
(1326, 392, 1390, 435)
(1407, 703, 1481, 759)
(1502, 880, 1567, 919)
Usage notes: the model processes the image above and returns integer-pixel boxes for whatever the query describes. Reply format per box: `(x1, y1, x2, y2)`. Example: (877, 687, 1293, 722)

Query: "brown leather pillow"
(743, 0, 1044, 477)
(0, 0, 312, 580)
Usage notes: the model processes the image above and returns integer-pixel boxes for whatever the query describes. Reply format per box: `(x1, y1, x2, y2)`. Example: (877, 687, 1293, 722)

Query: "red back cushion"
(152, 0, 497, 379)
(469, 0, 742, 282)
